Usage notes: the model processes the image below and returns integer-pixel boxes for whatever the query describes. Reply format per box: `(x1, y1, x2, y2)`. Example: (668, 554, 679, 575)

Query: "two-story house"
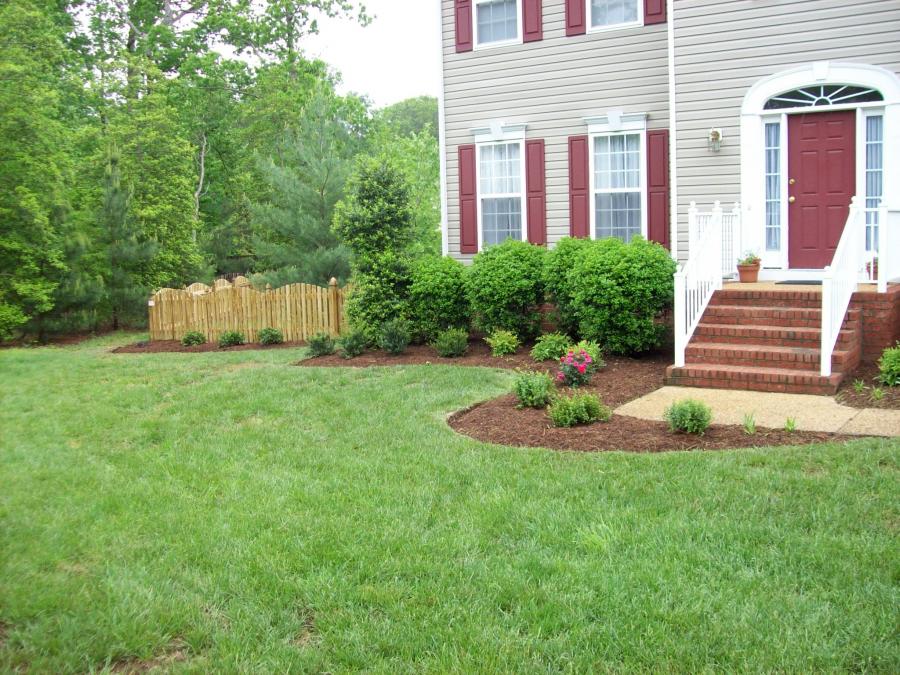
(438, 0, 900, 395)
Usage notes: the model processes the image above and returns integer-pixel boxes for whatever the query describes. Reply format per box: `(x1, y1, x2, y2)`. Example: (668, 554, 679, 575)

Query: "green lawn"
(1, 336, 898, 673)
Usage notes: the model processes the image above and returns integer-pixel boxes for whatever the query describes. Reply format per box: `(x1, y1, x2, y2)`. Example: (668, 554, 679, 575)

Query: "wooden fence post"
(328, 277, 340, 336)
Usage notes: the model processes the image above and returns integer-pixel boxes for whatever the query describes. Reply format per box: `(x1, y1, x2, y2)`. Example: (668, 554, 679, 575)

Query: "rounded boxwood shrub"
(433, 327, 469, 358)
(664, 399, 712, 435)
(181, 330, 206, 347)
(339, 329, 368, 359)
(569, 237, 676, 355)
(485, 329, 519, 356)
(258, 327, 284, 346)
(406, 256, 470, 342)
(378, 318, 411, 355)
(466, 240, 546, 339)
(218, 331, 245, 348)
(513, 371, 554, 409)
(548, 393, 611, 428)
(543, 236, 596, 337)
(307, 332, 336, 357)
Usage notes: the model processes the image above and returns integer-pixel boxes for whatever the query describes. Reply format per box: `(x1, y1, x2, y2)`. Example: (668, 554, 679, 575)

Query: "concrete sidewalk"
(616, 387, 900, 437)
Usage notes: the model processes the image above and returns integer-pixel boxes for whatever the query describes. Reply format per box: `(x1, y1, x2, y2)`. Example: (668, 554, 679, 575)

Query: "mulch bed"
(112, 340, 305, 354)
(299, 340, 544, 370)
(836, 361, 900, 410)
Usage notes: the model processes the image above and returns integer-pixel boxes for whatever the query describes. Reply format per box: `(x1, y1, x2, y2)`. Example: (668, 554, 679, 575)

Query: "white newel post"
(674, 268, 686, 367)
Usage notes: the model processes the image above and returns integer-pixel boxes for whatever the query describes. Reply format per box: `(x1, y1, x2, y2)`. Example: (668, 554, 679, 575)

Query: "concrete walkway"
(616, 387, 900, 437)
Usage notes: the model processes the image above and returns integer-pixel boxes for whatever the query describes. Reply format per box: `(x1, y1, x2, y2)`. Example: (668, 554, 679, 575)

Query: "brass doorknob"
(789, 178, 796, 185)
(789, 196, 796, 203)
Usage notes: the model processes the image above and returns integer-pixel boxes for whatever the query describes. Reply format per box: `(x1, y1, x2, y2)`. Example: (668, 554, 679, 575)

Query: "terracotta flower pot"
(737, 262, 761, 283)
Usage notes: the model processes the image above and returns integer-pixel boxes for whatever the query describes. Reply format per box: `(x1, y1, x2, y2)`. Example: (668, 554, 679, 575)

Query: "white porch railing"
(689, 201, 741, 278)
(876, 204, 900, 294)
(675, 203, 724, 367)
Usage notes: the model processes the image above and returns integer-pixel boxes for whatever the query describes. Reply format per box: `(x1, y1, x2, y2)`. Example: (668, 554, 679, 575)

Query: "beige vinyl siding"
(442, 0, 669, 260)
(673, 0, 900, 260)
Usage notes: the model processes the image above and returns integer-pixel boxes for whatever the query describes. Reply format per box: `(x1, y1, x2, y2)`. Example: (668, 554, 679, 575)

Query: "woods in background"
(0, 0, 440, 341)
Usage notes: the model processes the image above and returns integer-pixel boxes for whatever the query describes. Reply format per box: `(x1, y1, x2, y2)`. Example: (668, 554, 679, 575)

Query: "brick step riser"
(666, 376, 839, 396)
(684, 354, 855, 372)
(692, 331, 859, 349)
(710, 297, 823, 309)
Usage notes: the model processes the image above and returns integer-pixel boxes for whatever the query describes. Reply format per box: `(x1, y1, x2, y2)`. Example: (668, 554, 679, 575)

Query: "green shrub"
(466, 239, 546, 339)
(543, 236, 596, 336)
(531, 332, 570, 362)
(548, 393, 611, 428)
(407, 256, 470, 342)
(878, 343, 900, 386)
(664, 399, 713, 435)
(568, 339, 604, 366)
(433, 327, 469, 358)
(181, 330, 206, 347)
(345, 251, 412, 342)
(568, 237, 676, 355)
(218, 331, 245, 348)
(378, 318, 411, 355)
(307, 332, 336, 357)
(485, 329, 519, 356)
(258, 327, 284, 346)
(339, 330, 368, 359)
(513, 371, 554, 409)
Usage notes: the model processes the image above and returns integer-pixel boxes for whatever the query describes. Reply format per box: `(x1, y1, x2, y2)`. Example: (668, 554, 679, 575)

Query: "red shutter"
(647, 129, 670, 249)
(644, 0, 666, 25)
(525, 139, 547, 245)
(459, 145, 478, 254)
(523, 0, 543, 42)
(568, 136, 590, 238)
(565, 0, 586, 36)
(455, 0, 473, 53)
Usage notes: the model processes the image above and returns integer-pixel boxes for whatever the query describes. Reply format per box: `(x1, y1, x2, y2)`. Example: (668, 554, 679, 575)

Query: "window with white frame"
(592, 132, 644, 241)
(479, 142, 525, 246)
(764, 122, 782, 251)
(475, 0, 520, 46)
(865, 114, 884, 253)
(589, 0, 640, 29)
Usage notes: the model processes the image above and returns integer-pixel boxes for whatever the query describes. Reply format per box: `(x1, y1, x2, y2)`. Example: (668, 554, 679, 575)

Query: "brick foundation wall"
(851, 284, 900, 360)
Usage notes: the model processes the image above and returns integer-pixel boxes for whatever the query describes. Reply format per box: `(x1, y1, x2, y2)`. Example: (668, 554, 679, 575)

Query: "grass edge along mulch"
(112, 340, 306, 354)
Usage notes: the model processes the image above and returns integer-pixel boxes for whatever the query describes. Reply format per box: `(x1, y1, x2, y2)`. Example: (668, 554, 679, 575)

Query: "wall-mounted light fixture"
(708, 128, 724, 152)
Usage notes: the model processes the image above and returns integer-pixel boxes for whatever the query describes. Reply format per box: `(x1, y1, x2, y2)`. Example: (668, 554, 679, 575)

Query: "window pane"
(865, 115, 883, 252)
(477, 0, 518, 44)
(482, 197, 523, 246)
(594, 133, 639, 191)
(591, 0, 638, 27)
(480, 142, 520, 196)
(595, 192, 641, 242)
(764, 122, 781, 252)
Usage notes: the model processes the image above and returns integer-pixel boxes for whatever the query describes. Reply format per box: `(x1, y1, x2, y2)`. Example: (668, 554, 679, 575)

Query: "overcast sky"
(303, 1, 442, 109)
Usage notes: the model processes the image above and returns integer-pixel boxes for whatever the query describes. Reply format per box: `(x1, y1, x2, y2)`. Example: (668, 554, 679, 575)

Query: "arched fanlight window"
(764, 85, 883, 110)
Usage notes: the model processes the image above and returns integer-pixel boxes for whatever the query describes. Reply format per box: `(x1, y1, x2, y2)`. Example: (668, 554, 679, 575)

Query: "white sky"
(303, 1, 442, 108)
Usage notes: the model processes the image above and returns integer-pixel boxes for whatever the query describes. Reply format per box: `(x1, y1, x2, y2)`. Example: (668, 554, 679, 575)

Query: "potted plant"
(737, 251, 761, 283)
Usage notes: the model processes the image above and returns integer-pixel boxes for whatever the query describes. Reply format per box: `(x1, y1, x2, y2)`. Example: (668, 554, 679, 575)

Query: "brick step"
(702, 304, 823, 327)
(711, 289, 823, 309)
(684, 342, 858, 371)
(692, 323, 859, 349)
(665, 364, 844, 396)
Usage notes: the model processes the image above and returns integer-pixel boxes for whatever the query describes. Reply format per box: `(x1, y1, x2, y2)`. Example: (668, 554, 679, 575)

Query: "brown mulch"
(112, 340, 305, 354)
(836, 361, 900, 409)
(299, 340, 540, 369)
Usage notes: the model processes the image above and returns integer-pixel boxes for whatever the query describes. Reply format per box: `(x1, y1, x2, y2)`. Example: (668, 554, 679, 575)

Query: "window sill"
(473, 38, 522, 52)
(586, 20, 643, 35)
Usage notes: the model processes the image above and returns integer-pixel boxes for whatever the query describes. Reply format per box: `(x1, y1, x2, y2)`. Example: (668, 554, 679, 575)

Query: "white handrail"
(877, 203, 900, 294)
(675, 201, 724, 367)
(821, 196, 865, 377)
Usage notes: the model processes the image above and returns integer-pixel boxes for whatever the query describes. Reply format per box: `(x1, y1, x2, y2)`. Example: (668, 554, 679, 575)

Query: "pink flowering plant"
(556, 348, 598, 387)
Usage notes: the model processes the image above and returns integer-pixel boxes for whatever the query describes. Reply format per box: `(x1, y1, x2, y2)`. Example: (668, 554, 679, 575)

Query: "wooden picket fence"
(148, 276, 348, 343)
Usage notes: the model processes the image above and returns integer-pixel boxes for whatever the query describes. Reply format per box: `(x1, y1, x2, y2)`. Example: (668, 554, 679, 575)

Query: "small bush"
(548, 392, 611, 428)
(784, 417, 797, 433)
(218, 331, 245, 348)
(743, 413, 757, 435)
(181, 330, 206, 347)
(556, 348, 599, 387)
(407, 256, 470, 342)
(379, 318, 411, 355)
(664, 399, 713, 435)
(307, 332, 336, 357)
(531, 332, 571, 362)
(878, 343, 900, 386)
(543, 236, 596, 336)
(433, 327, 469, 358)
(485, 330, 520, 356)
(568, 339, 604, 366)
(338, 330, 368, 359)
(258, 327, 284, 346)
(513, 371, 554, 409)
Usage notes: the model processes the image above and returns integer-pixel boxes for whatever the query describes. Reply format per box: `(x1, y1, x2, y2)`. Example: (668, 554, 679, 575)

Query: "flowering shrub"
(556, 349, 597, 387)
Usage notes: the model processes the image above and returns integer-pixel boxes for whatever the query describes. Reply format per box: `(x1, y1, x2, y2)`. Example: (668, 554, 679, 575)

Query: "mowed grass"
(0, 336, 898, 673)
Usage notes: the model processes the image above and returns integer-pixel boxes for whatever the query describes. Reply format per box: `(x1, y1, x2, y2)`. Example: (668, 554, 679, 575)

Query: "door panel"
(787, 110, 856, 269)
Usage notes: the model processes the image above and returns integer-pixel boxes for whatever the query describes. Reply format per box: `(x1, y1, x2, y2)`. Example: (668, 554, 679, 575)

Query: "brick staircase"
(666, 288, 862, 395)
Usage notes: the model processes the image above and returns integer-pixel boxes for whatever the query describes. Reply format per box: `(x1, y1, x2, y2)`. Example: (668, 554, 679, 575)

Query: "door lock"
(788, 196, 796, 203)
(789, 178, 796, 185)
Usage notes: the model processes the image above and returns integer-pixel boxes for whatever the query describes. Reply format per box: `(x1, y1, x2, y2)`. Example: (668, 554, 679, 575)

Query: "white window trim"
(588, 129, 648, 242)
(472, 0, 523, 51)
(586, 0, 643, 34)
(858, 107, 885, 254)
(475, 139, 528, 251)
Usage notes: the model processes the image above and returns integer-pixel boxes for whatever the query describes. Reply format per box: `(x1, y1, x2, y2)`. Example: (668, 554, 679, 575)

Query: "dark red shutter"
(644, 0, 666, 25)
(647, 129, 670, 249)
(525, 139, 547, 245)
(565, 0, 586, 36)
(523, 0, 543, 42)
(459, 145, 478, 253)
(455, 0, 473, 53)
(568, 136, 590, 238)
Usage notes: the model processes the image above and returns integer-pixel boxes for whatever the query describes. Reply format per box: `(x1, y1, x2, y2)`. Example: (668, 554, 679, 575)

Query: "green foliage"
(743, 413, 757, 435)
(871, 387, 885, 402)
(548, 393, 611, 428)
(258, 327, 284, 346)
(531, 332, 571, 362)
(785, 418, 797, 433)
(407, 256, 469, 342)
(557, 348, 600, 388)
(664, 399, 713, 435)
(877, 343, 900, 387)
(485, 330, 520, 357)
(181, 331, 206, 347)
(307, 332, 336, 357)
(433, 328, 469, 358)
(569, 238, 677, 355)
(378, 319, 411, 355)
(853, 379, 867, 394)
(543, 237, 595, 337)
(376, 96, 439, 141)
(513, 371, 554, 409)
(345, 252, 412, 342)
(569, 340, 604, 366)
(218, 331, 245, 348)
(338, 329, 368, 359)
(466, 240, 546, 339)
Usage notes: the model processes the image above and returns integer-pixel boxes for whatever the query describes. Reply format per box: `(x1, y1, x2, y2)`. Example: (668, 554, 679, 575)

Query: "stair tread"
(707, 304, 822, 312)
(687, 342, 857, 357)
(696, 322, 853, 334)
(670, 363, 842, 384)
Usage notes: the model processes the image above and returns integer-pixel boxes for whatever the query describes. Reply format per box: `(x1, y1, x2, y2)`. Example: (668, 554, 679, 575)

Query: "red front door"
(787, 110, 856, 269)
